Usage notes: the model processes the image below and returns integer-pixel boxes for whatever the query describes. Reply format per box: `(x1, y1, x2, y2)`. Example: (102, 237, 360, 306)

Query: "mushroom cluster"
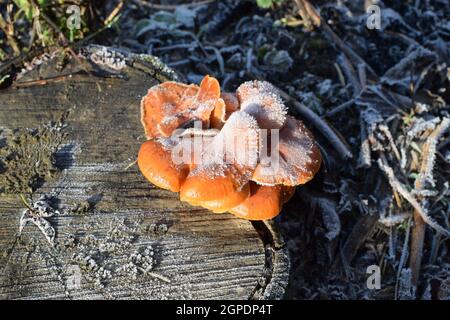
(138, 75, 322, 220)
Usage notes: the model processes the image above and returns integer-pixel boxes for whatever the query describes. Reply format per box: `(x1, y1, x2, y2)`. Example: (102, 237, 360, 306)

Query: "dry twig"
(132, 0, 216, 11)
(0, 8, 20, 55)
(377, 154, 450, 237)
(409, 117, 450, 286)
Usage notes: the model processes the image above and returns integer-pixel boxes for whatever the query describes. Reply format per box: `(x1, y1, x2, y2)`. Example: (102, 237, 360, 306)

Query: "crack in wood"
(249, 220, 287, 300)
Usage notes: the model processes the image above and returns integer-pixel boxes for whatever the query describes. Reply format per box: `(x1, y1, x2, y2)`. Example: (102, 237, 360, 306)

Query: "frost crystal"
(90, 46, 126, 70)
(240, 93, 287, 129)
(19, 196, 59, 246)
(210, 111, 260, 168)
(236, 80, 278, 101)
(237, 80, 287, 129)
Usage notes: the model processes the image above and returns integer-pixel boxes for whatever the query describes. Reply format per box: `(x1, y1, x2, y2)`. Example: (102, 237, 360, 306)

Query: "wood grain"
(0, 46, 289, 300)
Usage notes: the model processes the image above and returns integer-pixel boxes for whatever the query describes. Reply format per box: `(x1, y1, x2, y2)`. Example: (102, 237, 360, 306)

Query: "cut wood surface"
(0, 46, 289, 300)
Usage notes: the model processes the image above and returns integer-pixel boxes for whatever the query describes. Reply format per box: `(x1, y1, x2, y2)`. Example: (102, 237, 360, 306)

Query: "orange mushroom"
(179, 111, 259, 211)
(236, 81, 287, 129)
(229, 182, 295, 220)
(229, 183, 282, 220)
(200, 189, 250, 213)
(141, 75, 225, 138)
(210, 92, 240, 129)
(221, 92, 240, 114)
(251, 116, 322, 186)
(229, 183, 296, 220)
(180, 176, 250, 213)
(137, 139, 189, 192)
(138, 75, 225, 192)
(137, 75, 321, 221)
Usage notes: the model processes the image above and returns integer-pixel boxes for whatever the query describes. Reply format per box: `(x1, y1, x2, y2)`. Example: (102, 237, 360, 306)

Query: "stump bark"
(0, 46, 289, 300)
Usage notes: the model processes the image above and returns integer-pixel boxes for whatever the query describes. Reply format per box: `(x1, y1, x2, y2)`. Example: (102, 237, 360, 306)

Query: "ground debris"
(19, 196, 59, 246)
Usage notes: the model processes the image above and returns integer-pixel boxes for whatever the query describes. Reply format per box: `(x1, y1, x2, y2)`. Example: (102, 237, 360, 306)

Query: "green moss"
(0, 117, 66, 194)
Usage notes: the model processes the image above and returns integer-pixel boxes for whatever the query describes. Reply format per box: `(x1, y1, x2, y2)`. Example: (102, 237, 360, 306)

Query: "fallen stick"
(132, 0, 216, 10)
(377, 154, 450, 237)
(409, 117, 450, 286)
(325, 98, 355, 117)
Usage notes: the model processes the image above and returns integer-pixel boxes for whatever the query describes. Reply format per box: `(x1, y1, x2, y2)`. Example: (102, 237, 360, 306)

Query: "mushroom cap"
(221, 92, 240, 114)
(172, 128, 218, 169)
(194, 183, 250, 213)
(179, 163, 243, 203)
(229, 183, 296, 220)
(240, 93, 287, 130)
(138, 139, 189, 192)
(210, 92, 240, 129)
(229, 183, 282, 220)
(179, 111, 260, 205)
(141, 75, 224, 138)
(237, 81, 287, 129)
(209, 111, 260, 171)
(252, 116, 322, 186)
(138, 76, 321, 221)
(236, 81, 287, 129)
(236, 80, 278, 101)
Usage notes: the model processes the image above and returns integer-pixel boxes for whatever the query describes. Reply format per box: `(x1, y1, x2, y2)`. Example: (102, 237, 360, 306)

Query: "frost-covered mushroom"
(141, 75, 225, 138)
(179, 111, 260, 213)
(251, 116, 322, 186)
(138, 75, 224, 192)
(137, 139, 190, 192)
(210, 92, 240, 129)
(137, 75, 321, 221)
(229, 183, 295, 220)
(236, 80, 287, 129)
(235, 80, 321, 186)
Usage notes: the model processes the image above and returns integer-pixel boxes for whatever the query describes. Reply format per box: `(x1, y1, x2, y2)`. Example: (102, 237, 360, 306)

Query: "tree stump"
(0, 46, 289, 299)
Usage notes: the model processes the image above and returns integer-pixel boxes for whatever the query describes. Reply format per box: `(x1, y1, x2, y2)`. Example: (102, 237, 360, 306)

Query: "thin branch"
(358, 115, 372, 168)
(132, 0, 216, 11)
(377, 155, 450, 237)
(409, 117, 450, 286)
(395, 218, 412, 300)
(379, 124, 401, 162)
(104, 0, 124, 26)
(0, 13, 20, 55)
(415, 118, 450, 190)
(11, 72, 84, 89)
(409, 211, 426, 287)
(325, 99, 355, 117)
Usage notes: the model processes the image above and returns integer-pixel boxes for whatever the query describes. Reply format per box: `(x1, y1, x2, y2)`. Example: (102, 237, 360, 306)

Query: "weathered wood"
(0, 46, 289, 299)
